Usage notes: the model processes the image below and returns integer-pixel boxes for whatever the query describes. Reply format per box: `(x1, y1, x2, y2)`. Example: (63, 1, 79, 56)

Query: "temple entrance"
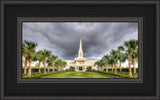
(79, 67, 82, 71)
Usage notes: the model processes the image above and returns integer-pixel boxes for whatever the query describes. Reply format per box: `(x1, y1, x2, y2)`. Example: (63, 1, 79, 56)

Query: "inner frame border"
(17, 17, 143, 83)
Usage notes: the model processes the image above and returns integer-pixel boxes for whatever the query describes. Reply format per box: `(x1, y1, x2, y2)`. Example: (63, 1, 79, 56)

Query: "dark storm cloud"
(23, 22, 138, 60)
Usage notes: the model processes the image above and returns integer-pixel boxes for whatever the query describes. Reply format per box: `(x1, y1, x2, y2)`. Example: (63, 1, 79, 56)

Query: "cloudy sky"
(22, 22, 138, 61)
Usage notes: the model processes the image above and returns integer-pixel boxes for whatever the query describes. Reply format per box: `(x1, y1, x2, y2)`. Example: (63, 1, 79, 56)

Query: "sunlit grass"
(43, 72, 112, 78)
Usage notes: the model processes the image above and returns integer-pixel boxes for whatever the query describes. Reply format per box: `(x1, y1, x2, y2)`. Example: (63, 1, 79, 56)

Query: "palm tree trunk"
(112, 64, 113, 71)
(24, 57, 27, 74)
(119, 61, 122, 72)
(44, 58, 46, 73)
(106, 64, 108, 72)
(133, 58, 136, 73)
(38, 61, 41, 73)
(52, 62, 55, 72)
(28, 57, 32, 76)
(98, 66, 99, 71)
(128, 51, 132, 76)
(114, 63, 117, 73)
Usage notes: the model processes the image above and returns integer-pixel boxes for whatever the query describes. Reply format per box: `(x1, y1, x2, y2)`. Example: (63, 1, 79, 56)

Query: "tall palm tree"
(132, 40, 138, 74)
(47, 55, 58, 72)
(33, 50, 43, 73)
(99, 60, 105, 71)
(41, 49, 51, 73)
(124, 40, 137, 76)
(47, 58, 52, 72)
(108, 57, 114, 72)
(119, 53, 127, 72)
(22, 43, 28, 74)
(46, 58, 51, 73)
(99, 60, 103, 71)
(111, 50, 119, 73)
(24, 40, 37, 76)
(55, 59, 62, 71)
(118, 46, 125, 72)
(61, 61, 67, 71)
(94, 61, 101, 71)
(102, 54, 110, 72)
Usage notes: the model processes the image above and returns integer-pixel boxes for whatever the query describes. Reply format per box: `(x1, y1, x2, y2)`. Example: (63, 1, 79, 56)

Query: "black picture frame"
(0, 0, 159, 100)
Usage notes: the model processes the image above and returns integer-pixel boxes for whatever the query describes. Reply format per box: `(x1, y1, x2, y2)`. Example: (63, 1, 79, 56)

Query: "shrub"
(69, 66, 75, 71)
(92, 69, 96, 72)
(66, 69, 69, 72)
(97, 71, 136, 78)
(22, 67, 53, 73)
(22, 71, 64, 78)
(108, 68, 138, 73)
(86, 66, 92, 72)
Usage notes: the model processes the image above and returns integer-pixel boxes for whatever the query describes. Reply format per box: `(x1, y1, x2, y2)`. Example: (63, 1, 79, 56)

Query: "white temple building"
(65, 38, 97, 72)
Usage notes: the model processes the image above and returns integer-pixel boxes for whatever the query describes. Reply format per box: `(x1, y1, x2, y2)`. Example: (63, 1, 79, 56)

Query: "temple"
(65, 38, 97, 71)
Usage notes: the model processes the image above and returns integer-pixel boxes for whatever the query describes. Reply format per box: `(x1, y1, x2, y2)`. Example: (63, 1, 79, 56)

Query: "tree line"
(94, 39, 138, 76)
(22, 40, 67, 76)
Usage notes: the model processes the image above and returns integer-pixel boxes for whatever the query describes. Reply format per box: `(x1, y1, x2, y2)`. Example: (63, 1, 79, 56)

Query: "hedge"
(104, 68, 138, 73)
(86, 66, 92, 72)
(22, 71, 64, 78)
(97, 71, 137, 78)
(22, 68, 57, 73)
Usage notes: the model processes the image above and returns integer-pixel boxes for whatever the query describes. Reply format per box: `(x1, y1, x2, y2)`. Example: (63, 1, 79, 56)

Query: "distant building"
(65, 38, 97, 72)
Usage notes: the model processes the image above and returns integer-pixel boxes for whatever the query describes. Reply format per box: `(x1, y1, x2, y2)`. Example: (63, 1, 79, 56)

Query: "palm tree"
(132, 40, 138, 74)
(118, 53, 127, 72)
(108, 57, 114, 72)
(118, 46, 125, 72)
(94, 61, 100, 71)
(24, 40, 37, 76)
(98, 60, 105, 71)
(98, 60, 103, 71)
(41, 49, 51, 73)
(55, 59, 62, 71)
(22, 43, 28, 74)
(61, 61, 67, 71)
(47, 55, 58, 72)
(46, 58, 51, 73)
(33, 50, 43, 73)
(111, 50, 119, 73)
(47, 58, 52, 72)
(102, 54, 110, 72)
(124, 40, 137, 76)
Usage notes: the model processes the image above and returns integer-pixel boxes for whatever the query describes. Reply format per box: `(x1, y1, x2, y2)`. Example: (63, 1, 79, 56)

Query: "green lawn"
(42, 72, 117, 78)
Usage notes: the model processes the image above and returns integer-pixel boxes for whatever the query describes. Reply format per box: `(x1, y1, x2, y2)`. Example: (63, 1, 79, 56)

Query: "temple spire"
(78, 38, 83, 58)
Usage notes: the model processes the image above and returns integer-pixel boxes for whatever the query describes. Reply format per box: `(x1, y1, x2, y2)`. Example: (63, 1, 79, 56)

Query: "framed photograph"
(0, 0, 159, 100)
(18, 17, 142, 83)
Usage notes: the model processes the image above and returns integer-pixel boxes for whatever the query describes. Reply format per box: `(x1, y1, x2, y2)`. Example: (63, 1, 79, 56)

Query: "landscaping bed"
(97, 71, 138, 78)
(22, 71, 64, 78)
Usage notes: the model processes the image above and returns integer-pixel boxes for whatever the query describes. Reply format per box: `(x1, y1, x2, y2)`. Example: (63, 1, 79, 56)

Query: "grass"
(42, 72, 113, 78)
(22, 71, 138, 78)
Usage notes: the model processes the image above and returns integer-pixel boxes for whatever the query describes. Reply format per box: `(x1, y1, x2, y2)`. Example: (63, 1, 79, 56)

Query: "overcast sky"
(22, 22, 138, 61)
